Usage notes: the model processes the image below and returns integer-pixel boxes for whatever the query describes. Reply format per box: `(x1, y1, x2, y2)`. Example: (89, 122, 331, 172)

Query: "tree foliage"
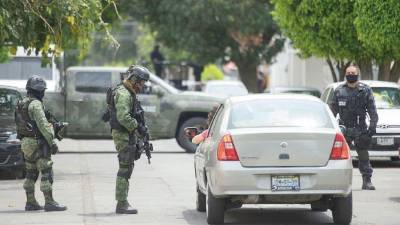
(272, 0, 400, 82)
(119, 0, 284, 91)
(0, 0, 119, 63)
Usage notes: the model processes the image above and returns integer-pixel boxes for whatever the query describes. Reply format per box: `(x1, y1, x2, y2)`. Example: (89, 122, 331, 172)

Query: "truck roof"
(67, 66, 127, 72)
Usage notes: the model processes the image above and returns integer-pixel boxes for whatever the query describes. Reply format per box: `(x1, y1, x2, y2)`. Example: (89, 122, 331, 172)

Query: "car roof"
(0, 85, 23, 92)
(326, 80, 399, 89)
(226, 93, 323, 105)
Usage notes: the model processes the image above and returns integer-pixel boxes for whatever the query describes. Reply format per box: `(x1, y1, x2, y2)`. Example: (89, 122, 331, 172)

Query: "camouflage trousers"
(21, 138, 54, 203)
(112, 130, 135, 202)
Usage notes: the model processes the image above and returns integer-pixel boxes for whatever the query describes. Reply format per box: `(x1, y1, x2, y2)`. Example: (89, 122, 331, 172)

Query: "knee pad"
(41, 167, 54, 184)
(117, 164, 133, 179)
(26, 169, 39, 182)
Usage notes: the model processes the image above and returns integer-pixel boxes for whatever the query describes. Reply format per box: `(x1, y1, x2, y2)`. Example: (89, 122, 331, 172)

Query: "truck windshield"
(372, 87, 400, 109)
(0, 57, 52, 80)
(0, 88, 21, 119)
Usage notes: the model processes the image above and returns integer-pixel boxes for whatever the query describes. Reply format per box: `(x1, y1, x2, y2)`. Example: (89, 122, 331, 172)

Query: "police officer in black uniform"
(330, 65, 378, 190)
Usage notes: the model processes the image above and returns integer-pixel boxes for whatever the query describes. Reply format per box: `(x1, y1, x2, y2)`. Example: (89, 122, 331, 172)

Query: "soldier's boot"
(116, 201, 138, 214)
(362, 176, 376, 190)
(25, 192, 43, 211)
(43, 191, 67, 212)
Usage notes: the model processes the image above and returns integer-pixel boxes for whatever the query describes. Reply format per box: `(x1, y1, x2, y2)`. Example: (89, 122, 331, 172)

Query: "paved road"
(0, 139, 399, 225)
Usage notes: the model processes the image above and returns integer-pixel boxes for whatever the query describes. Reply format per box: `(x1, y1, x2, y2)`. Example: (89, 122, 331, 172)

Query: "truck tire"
(177, 117, 207, 153)
(206, 185, 225, 224)
(196, 185, 206, 212)
(331, 192, 352, 225)
(391, 156, 400, 161)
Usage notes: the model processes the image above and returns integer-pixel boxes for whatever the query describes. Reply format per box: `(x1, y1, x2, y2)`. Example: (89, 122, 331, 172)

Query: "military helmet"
(127, 65, 150, 81)
(26, 75, 46, 92)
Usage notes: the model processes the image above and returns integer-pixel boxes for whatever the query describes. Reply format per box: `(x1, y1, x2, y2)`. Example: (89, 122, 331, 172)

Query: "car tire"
(390, 156, 400, 161)
(14, 168, 26, 179)
(206, 185, 225, 224)
(196, 185, 206, 212)
(177, 117, 207, 153)
(331, 192, 352, 225)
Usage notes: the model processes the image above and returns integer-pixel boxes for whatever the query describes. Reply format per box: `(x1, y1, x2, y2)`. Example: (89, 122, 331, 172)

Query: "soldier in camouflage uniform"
(108, 65, 150, 214)
(15, 76, 67, 211)
(330, 65, 378, 190)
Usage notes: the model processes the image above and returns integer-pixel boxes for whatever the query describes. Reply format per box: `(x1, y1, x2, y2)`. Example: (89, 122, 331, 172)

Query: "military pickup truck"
(12, 66, 222, 153)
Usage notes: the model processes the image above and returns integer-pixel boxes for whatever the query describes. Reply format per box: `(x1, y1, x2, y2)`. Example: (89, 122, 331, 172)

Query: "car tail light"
(217, 134, 239, 161)
(330, 133, 350, 160)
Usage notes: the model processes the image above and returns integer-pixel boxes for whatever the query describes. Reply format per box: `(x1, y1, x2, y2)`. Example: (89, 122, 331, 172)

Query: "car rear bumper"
(207, 159, 352, 198)
(350, 149, 399, 158)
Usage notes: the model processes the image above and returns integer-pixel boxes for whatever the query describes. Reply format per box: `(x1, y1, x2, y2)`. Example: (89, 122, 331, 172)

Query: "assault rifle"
(45, 110, 68, 141)
(133, 103, 153, 164)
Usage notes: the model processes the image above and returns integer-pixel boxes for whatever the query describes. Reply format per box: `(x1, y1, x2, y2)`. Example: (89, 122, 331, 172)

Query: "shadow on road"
(182, 207, 334, 225)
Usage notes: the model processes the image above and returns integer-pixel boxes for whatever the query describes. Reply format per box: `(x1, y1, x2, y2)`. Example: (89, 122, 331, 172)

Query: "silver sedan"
(194, 94, 353, 224)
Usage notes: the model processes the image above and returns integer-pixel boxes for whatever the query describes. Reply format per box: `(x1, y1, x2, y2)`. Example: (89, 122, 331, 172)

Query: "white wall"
(270, 42, 334, 92)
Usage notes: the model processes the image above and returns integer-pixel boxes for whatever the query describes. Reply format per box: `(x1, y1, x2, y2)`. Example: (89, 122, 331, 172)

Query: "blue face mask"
(346, 75, 359, 83)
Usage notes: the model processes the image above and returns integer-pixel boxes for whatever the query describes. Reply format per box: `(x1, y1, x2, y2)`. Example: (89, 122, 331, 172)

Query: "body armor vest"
(107, 85, 137, 132)
(15, 98, 39, 138)
(336, 84, 369, 128)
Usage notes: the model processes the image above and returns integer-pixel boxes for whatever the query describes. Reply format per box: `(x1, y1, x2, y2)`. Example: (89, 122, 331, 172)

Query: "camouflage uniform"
(108, 65, 150, 214)
(330, 82, 378, 189)
(16, 75, 66, 211)
(20, 97, 56, 206)
(112, 84, 138, 204)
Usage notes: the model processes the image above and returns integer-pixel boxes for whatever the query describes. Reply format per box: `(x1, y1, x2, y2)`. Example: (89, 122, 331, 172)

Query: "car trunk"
(230, 128, 337, 167)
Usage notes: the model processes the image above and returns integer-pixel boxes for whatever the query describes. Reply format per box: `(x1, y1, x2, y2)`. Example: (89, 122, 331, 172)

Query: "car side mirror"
(184, 127, 200, 138)
(152, 85, 165, 98)
(339, 125, 346, 134)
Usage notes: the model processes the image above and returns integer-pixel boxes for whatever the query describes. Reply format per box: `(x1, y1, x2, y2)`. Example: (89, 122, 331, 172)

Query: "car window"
(228, 99, 332, 129)
(372, 87, 400, 109)
(0, 88, 21, 118)
(75, 72, 112, 93)
(208, 105, 224, 137)
(321, 87, 331, 102)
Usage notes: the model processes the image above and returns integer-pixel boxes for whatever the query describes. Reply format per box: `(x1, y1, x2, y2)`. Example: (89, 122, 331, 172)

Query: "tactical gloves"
(368, 127, 376, 136)
(50, 143, 59, 155)
(137, 124, 148, 137)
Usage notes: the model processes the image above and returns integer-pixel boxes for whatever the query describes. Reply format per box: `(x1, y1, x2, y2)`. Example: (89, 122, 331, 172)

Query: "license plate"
(377, 137, 394, 146)
(271, 175, 300, 191)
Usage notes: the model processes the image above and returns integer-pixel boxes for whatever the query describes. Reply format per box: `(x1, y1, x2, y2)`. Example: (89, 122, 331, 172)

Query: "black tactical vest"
(14, 98, 38, 138)
(107, 85, 137, 132)
(336, 84, 369, 128)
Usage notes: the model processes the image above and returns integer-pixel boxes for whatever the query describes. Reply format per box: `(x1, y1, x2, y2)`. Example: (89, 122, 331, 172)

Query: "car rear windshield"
(372, 87, 400, 109)
(228, 99, 332, 129)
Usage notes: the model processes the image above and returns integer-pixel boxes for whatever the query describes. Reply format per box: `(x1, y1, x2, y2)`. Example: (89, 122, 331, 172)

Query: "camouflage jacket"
(21, 97, 55, 148)
(330, 82, 378, 129)
(113, 84, 138, 133)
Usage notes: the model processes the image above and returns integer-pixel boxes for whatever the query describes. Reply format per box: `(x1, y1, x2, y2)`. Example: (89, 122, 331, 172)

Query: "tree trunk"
(378, 60, 391, 81)
(236, 60, 258, 93)
(357, 59, 373, 80)
(326, 58, 338, 82)
(389, 60, 400, 83)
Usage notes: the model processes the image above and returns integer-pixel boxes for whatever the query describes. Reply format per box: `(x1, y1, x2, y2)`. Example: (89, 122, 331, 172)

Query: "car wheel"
(14, 168, 26, 179)
(196, 185, 206, 212)
(390, 156, 400, 161)
(206, 185, 225, 224)
(331, 192, 352, 225)
(177, 117, 207, 153)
